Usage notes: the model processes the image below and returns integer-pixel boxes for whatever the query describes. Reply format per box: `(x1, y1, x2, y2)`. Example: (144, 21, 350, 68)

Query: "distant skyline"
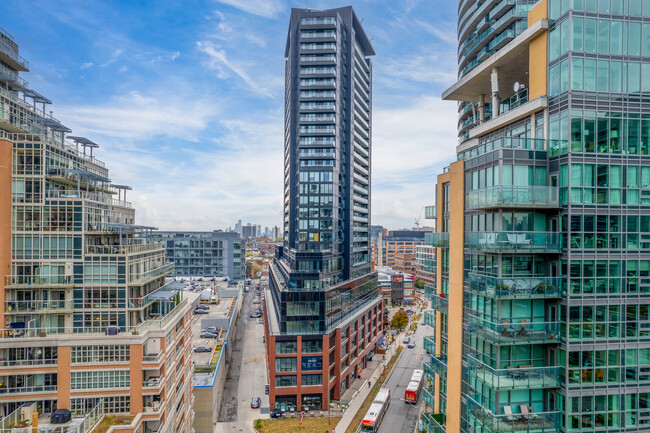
(2, 0, 459, 230)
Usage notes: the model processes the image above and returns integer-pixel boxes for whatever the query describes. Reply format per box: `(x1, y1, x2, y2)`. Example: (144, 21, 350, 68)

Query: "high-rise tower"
(265, 6, 384, 412)
(421, 1, 650, 432)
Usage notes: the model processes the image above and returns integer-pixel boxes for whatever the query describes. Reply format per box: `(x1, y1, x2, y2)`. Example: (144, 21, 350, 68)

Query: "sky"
(2, 0, 460, 231)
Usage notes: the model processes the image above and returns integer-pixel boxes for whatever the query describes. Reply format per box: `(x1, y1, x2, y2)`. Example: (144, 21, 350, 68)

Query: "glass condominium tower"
(422, 0, 650, 432)
(265, 6, 384, 412)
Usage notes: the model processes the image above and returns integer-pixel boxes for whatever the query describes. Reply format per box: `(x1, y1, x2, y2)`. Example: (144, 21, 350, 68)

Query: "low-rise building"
(415, 245, 436, 285)
(392, 253, 417, 275)
(149, 231, 245, 281)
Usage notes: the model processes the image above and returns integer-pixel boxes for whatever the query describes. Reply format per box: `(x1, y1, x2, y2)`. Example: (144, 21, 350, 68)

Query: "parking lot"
(191, 298, 235, 365)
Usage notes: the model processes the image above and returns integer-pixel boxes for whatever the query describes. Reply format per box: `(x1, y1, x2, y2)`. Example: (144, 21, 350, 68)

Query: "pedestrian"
(368, 381, 371, 388)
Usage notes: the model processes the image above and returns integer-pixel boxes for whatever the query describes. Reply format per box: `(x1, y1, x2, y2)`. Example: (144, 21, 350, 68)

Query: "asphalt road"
(217, 285, 259, 422)
(377, 318, 426, 433)
(215, 280, 268, 433)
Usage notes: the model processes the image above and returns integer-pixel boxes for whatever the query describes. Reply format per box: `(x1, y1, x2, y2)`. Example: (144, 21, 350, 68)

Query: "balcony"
(422, 412, 446, 433)
(87, 243, 164, 256)
(429, 295, 448, 314)
(467, 359, 561, 391)
(424, 354, 447, 380)
(6, 299, 74, 313)
(467, 186, 559, 210)
(424, 310, 437, 328)
(466, 274, 562, 299)
(466, 397, 560, 433)
(467, 315, 560, 345)
(423, 335, 436, 355)
(465, 232, 561, 254)
(443, 18, 549, 102)
(129, 263, 175, 286)
(425, 232, 449, 248)
(424, 205, 437, 219)
(5, 275, 73, 288)
(0, 27, 29, 71)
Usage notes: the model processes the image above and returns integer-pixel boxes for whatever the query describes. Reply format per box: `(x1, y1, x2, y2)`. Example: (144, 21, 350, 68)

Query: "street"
(215, 280, 269, 433)
(377, 314, 426, 433)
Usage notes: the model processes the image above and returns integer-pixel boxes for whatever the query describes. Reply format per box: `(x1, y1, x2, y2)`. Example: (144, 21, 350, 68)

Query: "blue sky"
(3, 0, 460, 231)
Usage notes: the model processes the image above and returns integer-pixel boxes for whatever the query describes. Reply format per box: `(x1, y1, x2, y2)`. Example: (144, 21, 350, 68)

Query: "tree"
(391, 310, 409, 330)
(414, 279, 425, 289)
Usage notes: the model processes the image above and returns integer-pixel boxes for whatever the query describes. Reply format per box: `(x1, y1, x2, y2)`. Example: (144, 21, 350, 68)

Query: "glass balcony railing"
(6, 300, 74, 313)
(425, 232, 450, 248)
(423, 335, 437, 355)
(467, 315, 560, 345)
(465, 232, 561, 253)
(466, 274, 562, 299)
(424, 310, 437, 328)
(429, 295, 448, 314)
(467, 186, 559, 210)
(424, 284, 436, 299)
(466, 396, 560, 433)
(467, 359, 562, 391)
(425, 205, 437, 219)
(424, 354, 448, 381)
(5, 275, 72, 287)
(423, 387, 436, 409)
(422, 412, 446, 433)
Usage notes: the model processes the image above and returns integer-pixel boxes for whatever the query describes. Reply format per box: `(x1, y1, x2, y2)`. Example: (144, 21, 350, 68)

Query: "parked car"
(244, 287, 250, 292)
(200, 331, 218, 338)
(194, 309, 209, 314)
(194, 345, 212, 353)
(408, 341, 416, 348)
(403, 336, 411, 344)
(250, 312, 261, 318)
(195, 304, 209, 309)
(270, 409, 283, 418)
(251, 397, 261, 408)
(201, 327, 217, 333)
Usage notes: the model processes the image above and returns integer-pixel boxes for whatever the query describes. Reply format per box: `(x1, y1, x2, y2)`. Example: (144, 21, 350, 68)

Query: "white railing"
(87, 243, 164, 256)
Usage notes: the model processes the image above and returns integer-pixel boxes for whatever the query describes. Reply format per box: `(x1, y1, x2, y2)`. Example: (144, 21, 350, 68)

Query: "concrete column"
(478, 94, 485, 123)
(491, 68, 500, 116)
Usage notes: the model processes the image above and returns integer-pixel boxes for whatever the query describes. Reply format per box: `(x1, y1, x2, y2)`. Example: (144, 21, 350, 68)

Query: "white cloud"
(101, 49, 124, 67)
(371, 96, 458, 228)
(57, 90, 220, 142)
(107, 114, 284, 231)
(119, 65, 128, 72)
(80, 62, 93, 70)
(377, 52, 457, 86)
(214, 0, 284, 18)
(196, 41, 274, 98)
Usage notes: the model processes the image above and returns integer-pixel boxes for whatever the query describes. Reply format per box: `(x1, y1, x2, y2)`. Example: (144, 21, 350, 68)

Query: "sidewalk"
(335, 335, 403, 433)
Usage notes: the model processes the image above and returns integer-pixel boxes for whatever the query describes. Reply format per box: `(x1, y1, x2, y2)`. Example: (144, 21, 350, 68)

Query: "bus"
(404, 368, 423, 404)
(360, 388, 391, 432)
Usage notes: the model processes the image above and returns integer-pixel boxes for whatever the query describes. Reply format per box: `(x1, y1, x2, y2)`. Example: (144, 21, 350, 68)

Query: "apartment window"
(70, 370, 130, 390)
(302, 374, 323, 386)
(302, 340, 322, 353)
(275, 375, 297, 387)
(276, 341, 297, 354)
(71, 345, 130, 363)
(276, 357, 297, 372)
(71, 397, 130, 416)
(302, 356, 322, 371)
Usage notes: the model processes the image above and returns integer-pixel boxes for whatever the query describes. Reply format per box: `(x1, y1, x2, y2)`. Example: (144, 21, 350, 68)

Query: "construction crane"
(414, 206, 425, 227)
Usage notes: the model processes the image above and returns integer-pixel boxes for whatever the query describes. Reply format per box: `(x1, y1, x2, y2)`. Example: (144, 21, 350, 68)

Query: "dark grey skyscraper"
(265, 6, 384, 412)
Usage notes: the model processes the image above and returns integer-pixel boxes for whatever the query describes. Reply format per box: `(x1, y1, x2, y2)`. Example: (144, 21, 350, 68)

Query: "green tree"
(414, 279, 425, 289)
(391, 310, 409, 330)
